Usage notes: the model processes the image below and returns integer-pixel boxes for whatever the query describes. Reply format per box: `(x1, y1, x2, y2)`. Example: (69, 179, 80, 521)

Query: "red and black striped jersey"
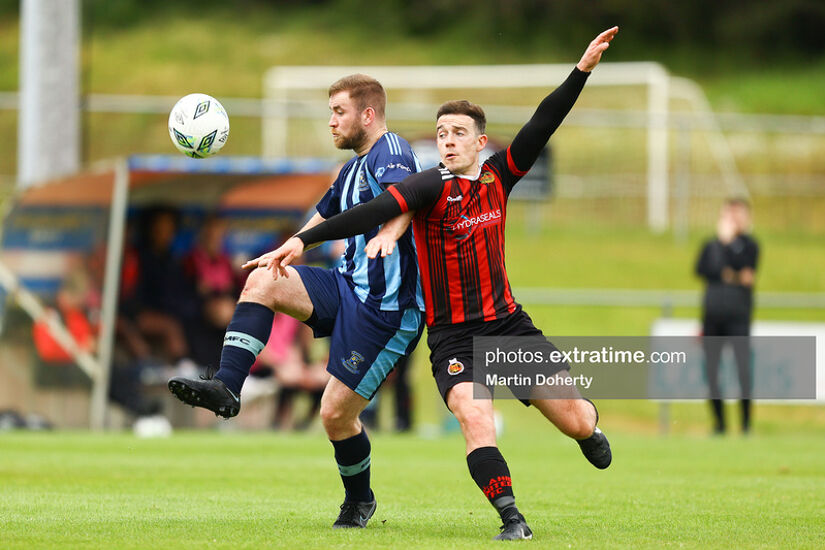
(296, 67, 590, 328)
(388, 147, 528, 326)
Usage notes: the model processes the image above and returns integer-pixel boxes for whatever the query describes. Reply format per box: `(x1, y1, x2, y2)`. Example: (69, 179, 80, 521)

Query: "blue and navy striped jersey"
(315, 132, 424, 312)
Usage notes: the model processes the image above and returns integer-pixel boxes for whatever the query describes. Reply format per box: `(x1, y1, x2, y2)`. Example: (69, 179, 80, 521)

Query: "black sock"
(467, 446, 519, 520)
(710, 399, 725, 433)
(214, 302, 274, 394)
(331, 429, 372, 502)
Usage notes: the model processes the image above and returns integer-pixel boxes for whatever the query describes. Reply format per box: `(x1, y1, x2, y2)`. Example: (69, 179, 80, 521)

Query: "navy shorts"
(293, 265, 423, 400)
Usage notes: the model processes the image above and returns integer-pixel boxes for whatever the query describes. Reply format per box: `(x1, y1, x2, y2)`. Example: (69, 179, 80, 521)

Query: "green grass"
(0, 8, 822, 546)
(701, 59, 825, 115)
(0, 11, 822, 545)
(503, 203, 825, 291)
(2, 426, 824, 549)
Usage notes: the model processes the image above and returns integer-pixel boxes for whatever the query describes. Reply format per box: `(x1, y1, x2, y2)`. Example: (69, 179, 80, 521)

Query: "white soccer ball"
(133, 415, 172, 438)
(168, 93, 230, 158)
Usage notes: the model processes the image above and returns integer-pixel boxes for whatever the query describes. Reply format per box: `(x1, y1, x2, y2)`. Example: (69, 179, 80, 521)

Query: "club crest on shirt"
(447, 358, 465, 375)
(479, 171, 495, 185)
(358, 170, 369, 191)
(342, 350, 366, 374)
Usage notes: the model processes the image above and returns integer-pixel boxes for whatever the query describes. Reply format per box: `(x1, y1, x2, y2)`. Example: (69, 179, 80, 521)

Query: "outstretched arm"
(509, 26, 618, 174)
(250, 169, 442, 278)
(298, 190, 403, 245)
(245, 189, 405, 279)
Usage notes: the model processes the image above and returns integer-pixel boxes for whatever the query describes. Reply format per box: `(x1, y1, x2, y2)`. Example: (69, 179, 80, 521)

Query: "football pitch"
(2, 418, 823, 549)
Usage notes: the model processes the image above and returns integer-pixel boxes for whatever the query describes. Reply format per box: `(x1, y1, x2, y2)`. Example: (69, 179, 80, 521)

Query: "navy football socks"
(214, 301, 274, 394)
(332, 429, 372, 502)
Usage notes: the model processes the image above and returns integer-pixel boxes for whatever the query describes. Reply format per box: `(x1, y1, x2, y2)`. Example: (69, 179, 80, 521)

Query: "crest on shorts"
(479, 171, 495, 185)
(342, 350, 365, 374)
(447, 358, 465, 375)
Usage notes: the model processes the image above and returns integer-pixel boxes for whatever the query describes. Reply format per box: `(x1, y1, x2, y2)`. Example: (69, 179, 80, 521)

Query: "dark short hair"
(328, 74, 386, 119)
(436, 100, 486, 134)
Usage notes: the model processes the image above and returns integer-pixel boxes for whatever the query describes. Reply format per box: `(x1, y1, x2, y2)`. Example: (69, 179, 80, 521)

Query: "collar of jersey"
(356, 132, 391, 159)
(440, 163, 482, 181)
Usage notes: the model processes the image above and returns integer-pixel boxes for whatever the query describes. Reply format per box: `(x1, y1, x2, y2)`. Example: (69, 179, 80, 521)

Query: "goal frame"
(264, 62, 670, 230)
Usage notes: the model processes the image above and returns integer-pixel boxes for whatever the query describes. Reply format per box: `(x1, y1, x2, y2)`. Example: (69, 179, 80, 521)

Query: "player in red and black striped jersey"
(387, 143, 523, 327)
(250, 27, 618, 541)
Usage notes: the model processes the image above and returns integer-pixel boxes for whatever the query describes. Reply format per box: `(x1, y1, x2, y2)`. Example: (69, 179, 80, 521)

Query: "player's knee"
(567, 406, 596, 439)
(239, 267, 280, 305)
(569, 419, 595, 440)
(453, 404, 495, 440)
(319, 401, 339, 427)
(319, 402, 355, 434)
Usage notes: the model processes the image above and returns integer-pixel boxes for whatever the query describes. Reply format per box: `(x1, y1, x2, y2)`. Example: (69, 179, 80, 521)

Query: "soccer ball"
(168, 93, 230, 158)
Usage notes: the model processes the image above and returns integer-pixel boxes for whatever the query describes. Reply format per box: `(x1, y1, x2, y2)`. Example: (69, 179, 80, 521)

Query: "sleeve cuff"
(387, 185, 409, 212)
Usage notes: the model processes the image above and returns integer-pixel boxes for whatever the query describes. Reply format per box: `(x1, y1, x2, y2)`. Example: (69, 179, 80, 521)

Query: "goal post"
(264, 62, 671, 231)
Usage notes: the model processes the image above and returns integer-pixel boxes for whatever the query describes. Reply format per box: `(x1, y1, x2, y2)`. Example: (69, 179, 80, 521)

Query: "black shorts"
(428, 307, 570, 407)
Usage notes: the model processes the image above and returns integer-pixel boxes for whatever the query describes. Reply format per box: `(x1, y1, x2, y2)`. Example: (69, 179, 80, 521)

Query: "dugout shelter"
(0, 155, 338, 430)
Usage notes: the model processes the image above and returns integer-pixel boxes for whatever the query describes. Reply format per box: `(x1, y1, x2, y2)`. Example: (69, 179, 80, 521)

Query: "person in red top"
(32, 280, 97, 363)
(247, 27, 618, 541)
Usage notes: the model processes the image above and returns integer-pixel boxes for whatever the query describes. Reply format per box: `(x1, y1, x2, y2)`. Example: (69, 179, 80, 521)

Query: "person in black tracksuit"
(695, 198, 759, 434)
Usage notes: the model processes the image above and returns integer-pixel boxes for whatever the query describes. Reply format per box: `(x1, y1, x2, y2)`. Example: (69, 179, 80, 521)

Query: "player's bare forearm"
(366, 210, 415, 259)
(381, 210, 414, 240)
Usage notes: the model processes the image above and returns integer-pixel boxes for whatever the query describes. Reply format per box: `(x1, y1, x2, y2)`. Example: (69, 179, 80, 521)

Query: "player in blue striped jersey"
(169, 74, 424, 528)
(319, 131, 424, 314)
